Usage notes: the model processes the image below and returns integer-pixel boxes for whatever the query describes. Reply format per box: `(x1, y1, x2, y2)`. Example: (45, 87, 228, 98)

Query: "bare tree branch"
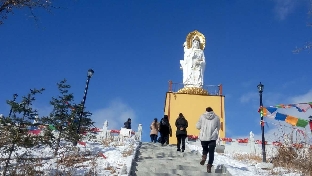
(0, 0, 55, 25)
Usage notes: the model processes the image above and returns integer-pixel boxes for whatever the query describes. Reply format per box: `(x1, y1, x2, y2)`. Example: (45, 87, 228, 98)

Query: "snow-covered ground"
(0, 134, 140, 176)
(187, 141, 301, 176)
(0, 131, 303, 176)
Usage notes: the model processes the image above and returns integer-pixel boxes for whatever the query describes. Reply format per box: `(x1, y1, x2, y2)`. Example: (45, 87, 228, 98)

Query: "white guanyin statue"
(180, 30, 206, 88)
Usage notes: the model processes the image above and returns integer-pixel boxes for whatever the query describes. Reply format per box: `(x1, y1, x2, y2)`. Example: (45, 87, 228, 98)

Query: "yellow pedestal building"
(164, 86, 225, 144)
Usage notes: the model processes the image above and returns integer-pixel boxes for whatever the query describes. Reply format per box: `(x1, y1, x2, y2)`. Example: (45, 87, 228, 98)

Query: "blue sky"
(1, 0, 312, 142)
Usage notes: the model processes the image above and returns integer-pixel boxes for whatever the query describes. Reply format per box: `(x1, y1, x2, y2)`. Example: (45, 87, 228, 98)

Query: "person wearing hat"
(124, 118, 132, 129)
(196, 107, 220, 173)
(150, 118, 160, 143)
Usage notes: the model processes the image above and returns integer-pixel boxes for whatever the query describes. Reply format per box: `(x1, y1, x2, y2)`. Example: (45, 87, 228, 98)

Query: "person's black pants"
(176, 134, 187, 150)
(201, 140, 216, 165)
(150, 134, 158, 143)
(160, 133, 169, 145)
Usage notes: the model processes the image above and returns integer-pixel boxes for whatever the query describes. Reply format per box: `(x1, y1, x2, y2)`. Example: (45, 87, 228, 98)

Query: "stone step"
(133, 166, 232, 176)
(133, 171, 229, 176)
(135, 162, 203, 170)
(134, 162, 230, 172)
(138, 152, 199, 159)
(131, 143, 232, 176)
(134, 157, 196, 165)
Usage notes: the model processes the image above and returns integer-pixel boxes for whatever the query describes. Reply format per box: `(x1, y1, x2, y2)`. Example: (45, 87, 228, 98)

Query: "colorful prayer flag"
(266, 111, 277, 119)
(49, 125, 56, 130)
(296, 119, 309, 128)
(266, 107, 277, 113)
(274, 112, 287, 121)
(295, 103, 311, 112)
(285, 115, 298, 126)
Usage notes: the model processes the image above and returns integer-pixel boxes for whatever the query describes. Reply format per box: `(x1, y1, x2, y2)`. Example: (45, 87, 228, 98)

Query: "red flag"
(98, 152, 107, 159)
(309, 121, 312, 131)
(28, 129, 41, 135)
(78, 141, 86, 146)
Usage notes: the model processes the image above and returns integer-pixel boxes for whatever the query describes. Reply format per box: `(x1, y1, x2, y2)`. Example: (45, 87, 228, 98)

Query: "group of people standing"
(149, 107, 220, 173)
(149, 115, 173, 146)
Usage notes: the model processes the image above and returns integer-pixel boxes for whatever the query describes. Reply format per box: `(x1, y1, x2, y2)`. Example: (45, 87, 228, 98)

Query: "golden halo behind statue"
(186, 30, 206, 50)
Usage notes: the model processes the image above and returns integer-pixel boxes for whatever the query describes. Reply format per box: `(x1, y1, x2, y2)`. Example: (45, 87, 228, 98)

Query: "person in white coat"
(196, 107, 220, 173)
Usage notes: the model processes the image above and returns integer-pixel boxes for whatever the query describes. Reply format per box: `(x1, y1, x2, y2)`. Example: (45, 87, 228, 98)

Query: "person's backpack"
(160, 119, 168, 128)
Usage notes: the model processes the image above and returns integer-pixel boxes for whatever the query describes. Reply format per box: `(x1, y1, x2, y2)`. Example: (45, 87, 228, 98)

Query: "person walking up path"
(150, 118, 159, 143)
(159, 115, 172, 146)
(175, 113, 188, 152)
(196, 107, 220, 173)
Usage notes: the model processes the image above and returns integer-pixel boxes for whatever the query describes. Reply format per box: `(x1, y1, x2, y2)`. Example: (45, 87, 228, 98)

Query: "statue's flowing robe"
(180, 48, 205, 87)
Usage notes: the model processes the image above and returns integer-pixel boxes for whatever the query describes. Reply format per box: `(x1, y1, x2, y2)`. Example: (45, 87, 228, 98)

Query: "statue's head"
(192, 37, 200, 49)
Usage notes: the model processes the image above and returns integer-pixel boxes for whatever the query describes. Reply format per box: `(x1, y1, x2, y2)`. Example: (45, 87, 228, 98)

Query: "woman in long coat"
(150, 118, 159, 143)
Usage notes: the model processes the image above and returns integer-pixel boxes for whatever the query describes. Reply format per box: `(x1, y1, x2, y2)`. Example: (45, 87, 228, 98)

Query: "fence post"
(168, 80, 173, 92)
(103, 120, 108, 140)
(219, 84, 223, 95)
(137, 124, 142, 141)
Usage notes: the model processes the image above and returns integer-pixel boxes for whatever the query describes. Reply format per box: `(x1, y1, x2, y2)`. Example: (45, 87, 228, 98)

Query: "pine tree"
(41, 79, 94, 156)
(1, 88, 45, 176)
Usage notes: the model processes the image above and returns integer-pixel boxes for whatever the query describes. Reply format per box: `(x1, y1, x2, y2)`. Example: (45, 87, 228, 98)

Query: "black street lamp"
(257, 82, 266, 162)
(8, 94, 18, 118)
(309, 116, 312, 133)
(77, 69, 94, 136)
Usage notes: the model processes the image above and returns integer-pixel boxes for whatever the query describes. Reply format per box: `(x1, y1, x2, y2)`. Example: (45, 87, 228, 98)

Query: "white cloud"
(273, 0, 297, 20)
(91, 98, 137, 130)
(288, 89, 312, 104)
(240, 92, 258, 103)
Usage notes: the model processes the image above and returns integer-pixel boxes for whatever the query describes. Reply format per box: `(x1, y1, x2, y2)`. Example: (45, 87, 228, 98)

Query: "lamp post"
(309, 116, 312, 133)
(257, 82, 266, 163)
(8, 94, 18, 118)
(77, 69, 94, 136)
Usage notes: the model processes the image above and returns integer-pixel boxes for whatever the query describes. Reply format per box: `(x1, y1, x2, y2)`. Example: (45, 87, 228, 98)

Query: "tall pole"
(8, 94, 18, 118)
(168, 80, 172, 92)
(259, 83, 266, 163)
(77, 69, 94, 135)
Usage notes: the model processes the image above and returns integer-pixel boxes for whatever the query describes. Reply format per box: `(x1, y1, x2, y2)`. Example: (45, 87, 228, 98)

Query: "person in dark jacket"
(124, 118, 131, 129)
(159, 115, 172, 146)
(175, 113, 188, 152)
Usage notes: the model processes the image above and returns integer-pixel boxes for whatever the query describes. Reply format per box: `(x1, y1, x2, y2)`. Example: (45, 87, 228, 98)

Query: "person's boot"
(207, 164, 212, 173)
(200, 155, 207, 165)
